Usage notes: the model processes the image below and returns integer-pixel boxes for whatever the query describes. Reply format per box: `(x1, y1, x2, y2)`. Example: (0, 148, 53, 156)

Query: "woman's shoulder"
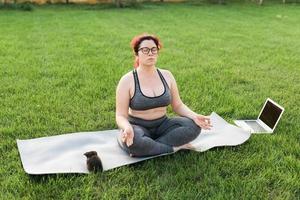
(157, 67, 169, 74)
(118, 70, 135, 86)
(120, 68, 135, 78)
(158, 68, 174, 80)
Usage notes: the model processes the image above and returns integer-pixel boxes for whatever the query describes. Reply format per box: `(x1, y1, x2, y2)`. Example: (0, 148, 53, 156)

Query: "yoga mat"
(16, 112, 251, 174)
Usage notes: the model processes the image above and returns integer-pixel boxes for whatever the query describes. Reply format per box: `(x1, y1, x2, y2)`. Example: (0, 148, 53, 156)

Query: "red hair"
(130, 33, 163, 69)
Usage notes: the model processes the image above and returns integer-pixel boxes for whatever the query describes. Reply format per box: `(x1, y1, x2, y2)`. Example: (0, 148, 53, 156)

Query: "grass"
(0, 1, 299, 199)
(0, 3, 34, 11)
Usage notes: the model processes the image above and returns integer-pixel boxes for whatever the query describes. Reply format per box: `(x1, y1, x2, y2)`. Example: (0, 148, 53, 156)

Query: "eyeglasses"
(138, 47, 159, 55)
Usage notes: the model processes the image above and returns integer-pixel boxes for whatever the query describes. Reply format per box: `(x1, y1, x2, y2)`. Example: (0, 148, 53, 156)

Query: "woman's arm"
(115, 75, 133, 131)
(167, 71, 197, 120)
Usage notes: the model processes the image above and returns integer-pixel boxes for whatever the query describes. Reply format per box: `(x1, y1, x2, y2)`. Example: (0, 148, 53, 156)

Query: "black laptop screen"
(259, 100, 283, 129)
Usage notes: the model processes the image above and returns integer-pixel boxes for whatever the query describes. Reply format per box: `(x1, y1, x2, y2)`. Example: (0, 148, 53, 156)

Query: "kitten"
(84, 151, 103, 172)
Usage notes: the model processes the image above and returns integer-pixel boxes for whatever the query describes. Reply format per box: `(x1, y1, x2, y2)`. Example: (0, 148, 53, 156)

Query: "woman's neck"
(137, 64, 157, 75)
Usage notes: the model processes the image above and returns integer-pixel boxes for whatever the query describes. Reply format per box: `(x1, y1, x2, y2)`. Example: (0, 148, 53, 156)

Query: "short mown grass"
(0, 2, 299, 199)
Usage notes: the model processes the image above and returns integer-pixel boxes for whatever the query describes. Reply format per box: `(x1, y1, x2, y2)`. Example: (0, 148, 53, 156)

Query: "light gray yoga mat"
(16, 112, 251, 174)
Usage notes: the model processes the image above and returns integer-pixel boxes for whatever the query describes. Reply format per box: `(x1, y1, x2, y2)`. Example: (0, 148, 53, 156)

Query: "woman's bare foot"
(173, 146, 181, 152)
(183, 143, 195, 150)
(173, 143, 195, 152)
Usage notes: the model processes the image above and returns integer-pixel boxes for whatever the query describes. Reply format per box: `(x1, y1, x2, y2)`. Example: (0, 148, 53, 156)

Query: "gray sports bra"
(129, 68, 172, 111)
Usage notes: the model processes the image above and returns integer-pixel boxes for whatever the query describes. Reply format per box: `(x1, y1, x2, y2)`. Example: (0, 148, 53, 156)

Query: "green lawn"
(0, 2, 299, 199)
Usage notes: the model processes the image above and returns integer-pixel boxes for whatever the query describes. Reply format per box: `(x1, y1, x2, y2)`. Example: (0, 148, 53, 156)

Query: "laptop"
(234, 98, 284, 134)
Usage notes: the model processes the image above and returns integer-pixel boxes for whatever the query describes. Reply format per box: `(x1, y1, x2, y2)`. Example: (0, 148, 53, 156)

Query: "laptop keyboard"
(245, 121, 266, 132)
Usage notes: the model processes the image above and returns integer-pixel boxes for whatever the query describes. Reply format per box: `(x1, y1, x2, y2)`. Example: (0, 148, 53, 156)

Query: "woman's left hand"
(193, 114, 213, 130)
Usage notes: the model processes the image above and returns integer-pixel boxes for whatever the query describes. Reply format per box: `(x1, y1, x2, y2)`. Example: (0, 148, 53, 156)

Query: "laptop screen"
(259, 100, 283, 129)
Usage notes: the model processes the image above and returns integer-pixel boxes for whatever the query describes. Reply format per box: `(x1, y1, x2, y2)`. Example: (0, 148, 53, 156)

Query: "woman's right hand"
(121, 126, 134, 147)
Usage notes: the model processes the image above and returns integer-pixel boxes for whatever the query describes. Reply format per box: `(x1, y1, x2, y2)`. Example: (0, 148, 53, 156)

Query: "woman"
(115, 33, 212, 157)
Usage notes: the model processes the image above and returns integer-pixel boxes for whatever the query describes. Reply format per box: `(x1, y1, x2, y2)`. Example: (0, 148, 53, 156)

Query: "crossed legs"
(119, 116, 201, 157)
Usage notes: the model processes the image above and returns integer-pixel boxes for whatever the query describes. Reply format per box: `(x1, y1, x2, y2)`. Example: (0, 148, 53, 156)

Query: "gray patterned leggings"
(119, 114, 201, 157)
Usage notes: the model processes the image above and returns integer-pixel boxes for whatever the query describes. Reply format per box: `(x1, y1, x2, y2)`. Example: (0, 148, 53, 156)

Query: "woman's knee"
(182, 117, 201, 138)
(125, 125, 146, 155)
